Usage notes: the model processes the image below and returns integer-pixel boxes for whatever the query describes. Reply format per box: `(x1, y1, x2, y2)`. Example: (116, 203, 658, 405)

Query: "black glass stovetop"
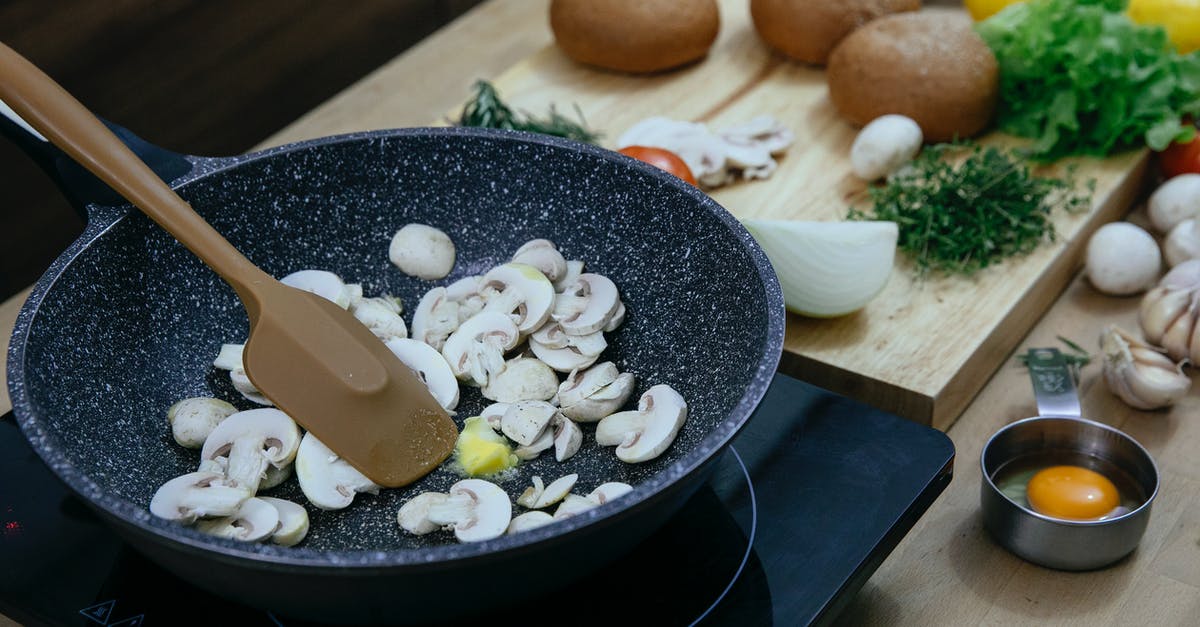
(0, 374, 954, 626)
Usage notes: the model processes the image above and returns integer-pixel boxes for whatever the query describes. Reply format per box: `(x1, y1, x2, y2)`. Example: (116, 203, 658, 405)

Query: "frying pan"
(2, 101, 784, 623)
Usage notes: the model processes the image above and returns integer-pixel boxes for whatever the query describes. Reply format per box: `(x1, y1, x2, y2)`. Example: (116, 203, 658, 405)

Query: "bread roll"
(549, 0, 720, 74)
(826, 10, 999, 142)
(750, 0, 920, 66)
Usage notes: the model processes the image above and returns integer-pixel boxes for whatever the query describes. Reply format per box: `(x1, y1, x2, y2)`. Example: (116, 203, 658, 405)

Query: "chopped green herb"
(847, 143, 1093, 276)
(455, 80, 600, 144)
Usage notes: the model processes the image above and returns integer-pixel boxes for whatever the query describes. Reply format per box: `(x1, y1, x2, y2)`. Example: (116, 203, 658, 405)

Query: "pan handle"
(1, 96, 192, 218)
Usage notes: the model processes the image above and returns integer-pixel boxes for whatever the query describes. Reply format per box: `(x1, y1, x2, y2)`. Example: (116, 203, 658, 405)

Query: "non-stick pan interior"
(13, 129, 780, 560)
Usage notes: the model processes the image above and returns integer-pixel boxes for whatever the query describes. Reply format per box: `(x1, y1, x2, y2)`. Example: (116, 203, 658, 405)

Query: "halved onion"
(741, 219, 898, 317)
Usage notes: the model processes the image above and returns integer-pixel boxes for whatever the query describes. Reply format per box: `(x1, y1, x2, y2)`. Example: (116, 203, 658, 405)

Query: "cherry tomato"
(618, 146, 698, 186)
(1159, 132, 1200, 179)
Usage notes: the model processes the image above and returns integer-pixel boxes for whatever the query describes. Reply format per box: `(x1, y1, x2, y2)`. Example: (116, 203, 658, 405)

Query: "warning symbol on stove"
(78, 599, 116, 624)
(109, 614, 145, 627)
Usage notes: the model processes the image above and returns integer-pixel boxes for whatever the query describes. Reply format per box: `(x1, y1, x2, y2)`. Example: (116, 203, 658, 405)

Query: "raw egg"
(1026, 465, 1120, 520)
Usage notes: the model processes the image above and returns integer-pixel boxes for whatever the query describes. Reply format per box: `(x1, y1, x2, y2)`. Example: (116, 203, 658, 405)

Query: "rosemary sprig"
(455, 80, 600, 144)
(847, 143, 1094, 277)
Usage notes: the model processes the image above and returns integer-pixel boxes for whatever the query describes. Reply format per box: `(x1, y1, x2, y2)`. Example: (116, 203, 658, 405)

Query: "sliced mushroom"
(397, 492, 450, 535)
(280, 269, 356, 309)
(295, 432, 380, 510)
(529, 324, 607, 373)
(500, 401, 558, 446)
(587, 482, 633, 505)
(389, 223, 456, 280)
(385, 338, 461, 411)
(553, 260, 585, 292)
(513, 427, 554, 461)
(604, 301, 627, 332)
(719, 114, 795, 155)
(259, 462, 292, 490)
(517, 474, 578, 509)
(481, 263, 556, 334)
(507, 511, 555, 534)
(441, 312, 520, 387)
(350, 296, 408, 341)
(213, 344, 273, 406)
(512, 239, 567, 283)
(480, 402, 511, 430)
(149, 471, 250, 523)
(553, 494, 597, 520)
(195, 497, 280, 542)
(411, 287, 461, 352)
(561, 372, 636, 423)
(258, 497, 310, 546)
(446, 275, 486, 322)
(557, 363, 618, 407)
(167, 397, 236, 449)
(551, 274, 621, 336)
(553, 416, 583, 462)
(595, 385, 688, 463)
(425, 479, 512, 543)
(200, 409, 302, 493)
(482, 356, 559, 403)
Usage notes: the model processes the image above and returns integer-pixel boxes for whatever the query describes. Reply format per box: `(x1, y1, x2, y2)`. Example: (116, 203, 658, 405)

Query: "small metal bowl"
(978, 348, 1160, 571)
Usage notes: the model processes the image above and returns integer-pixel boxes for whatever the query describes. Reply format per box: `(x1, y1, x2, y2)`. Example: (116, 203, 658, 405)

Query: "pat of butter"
(455, 416, 518, 476)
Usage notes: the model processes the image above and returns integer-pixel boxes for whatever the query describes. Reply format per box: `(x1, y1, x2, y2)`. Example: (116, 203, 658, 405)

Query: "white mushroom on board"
(295, 432, 381, 510)
(149, 471, 250, 523)
(194, 497, 280, 543)
(557, 363, 637, 422)
(385, 337, 461, 411)
(167, 397, 236, 449)
(512, 239, 568, 283)
(480, 263, 556, 334)
(259, 497, 310, 547)
(280, 269, 357, 309)
(410, 287, 461, 352)
(441, 311, 521, 387)
(529, 322, 607, 373)
(349, 295, 407, 341)
(551, 274, 622, 336)
(199, 408, 302, 494)
(212, 343, 272, 406)
(425, 479, 513, 543)
(389, 223, 456, 280)
(507, 511, 555, 534)
(596, 385, 689, 463)
(481, 356, 559, 403)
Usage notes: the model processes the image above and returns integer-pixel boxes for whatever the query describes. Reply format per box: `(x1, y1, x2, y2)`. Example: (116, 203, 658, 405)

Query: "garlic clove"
(1160, 307, 1195, 363)
(1139, 286, 1190, 345)
(1101, 325, 1190, 410)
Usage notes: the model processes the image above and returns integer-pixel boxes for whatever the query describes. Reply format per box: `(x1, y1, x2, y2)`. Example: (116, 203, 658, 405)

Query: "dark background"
(0, 0, 483, 301)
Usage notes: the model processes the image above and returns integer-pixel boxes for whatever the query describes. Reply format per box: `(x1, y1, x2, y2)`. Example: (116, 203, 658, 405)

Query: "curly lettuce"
(977, 0, 1200, 160)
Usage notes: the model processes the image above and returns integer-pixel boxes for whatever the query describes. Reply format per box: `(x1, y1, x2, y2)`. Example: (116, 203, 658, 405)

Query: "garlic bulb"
(1140, 259, 1200, 363)
(1100, 325, 1190, 410)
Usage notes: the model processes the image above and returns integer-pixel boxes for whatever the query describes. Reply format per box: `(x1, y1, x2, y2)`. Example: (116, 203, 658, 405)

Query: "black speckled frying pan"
(2, 105, 783, 623)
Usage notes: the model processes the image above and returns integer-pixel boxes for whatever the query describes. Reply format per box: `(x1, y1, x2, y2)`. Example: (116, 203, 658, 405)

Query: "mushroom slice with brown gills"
(558, 363, 636, 422)
(410, 287, 460, 352)
(508, 511, 555, 534)
(259, 497, 310, 546)
(149, 471, 250, 523)
(441, 311, 520, 387)
(596, 385, 689, 463)
(551, 273, 621, 335)
(199, 408, 302, 494)
(397, 492, 451, 535)
(385, 338, 461, 411)
(194, 497, 280, 542)
(425, 479, 512, 543)
(481, 263, 556, 335)
(295, 432, 380, 510)
(529, 323, 607, 373)
(482, 356, 559, 403)
(512, 239, 568, 283)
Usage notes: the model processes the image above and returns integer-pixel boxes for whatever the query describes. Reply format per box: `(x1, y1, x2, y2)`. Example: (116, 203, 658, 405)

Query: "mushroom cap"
(200, 408, 302, 469)
(258, 497, 310, 546)
(397, 492, 450, 535)
(228, 369, 273, 406)
(149, 471, 250, 522)
(500, 401, 558, 446)
(482, 356, 559, 403)
(557, 362, 620, 407)
(588, 482, 634, 505)
(445, 275, 483, 301)
(441, 311, 520, 386)
(389, 223, 456, 280)
(553, 416, 583, 462)
(194, 497, 280, 543)
(553, 494, 597, 520)
(529, 335, 605, 373)
(351, 297, 409, 341)
(512, 239, 567, 282)
(560, 372, 637, 422)
(480, 402, 511, 430)
(595, 384, 688, 463)
(295, 432, 380, 510)
(482, 263, 556, 334)
(385, 337, 461, 411)
(552, 273, 621, 335)
(411, 287, 461, 351)
(427, 479, 512, 543)
(535, 473, 578, 509)
(280, 269, 354, 308)
(507, 511, 555, 534)
(167, 397, 236, 449)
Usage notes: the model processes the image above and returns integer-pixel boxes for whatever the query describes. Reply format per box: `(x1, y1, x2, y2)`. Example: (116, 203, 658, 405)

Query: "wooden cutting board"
(463, 1, 1151, 429)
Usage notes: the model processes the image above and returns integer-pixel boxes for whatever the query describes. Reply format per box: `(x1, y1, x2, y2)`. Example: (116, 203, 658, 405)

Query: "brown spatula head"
(0, 41, 457, 487)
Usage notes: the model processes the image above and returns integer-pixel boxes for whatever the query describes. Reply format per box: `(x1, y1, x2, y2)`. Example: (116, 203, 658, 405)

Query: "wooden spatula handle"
(0, 42, 269, 309)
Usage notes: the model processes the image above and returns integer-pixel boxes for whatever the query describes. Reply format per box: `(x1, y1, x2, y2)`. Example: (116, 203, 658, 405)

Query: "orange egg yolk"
(1026, 465, 1120, 520)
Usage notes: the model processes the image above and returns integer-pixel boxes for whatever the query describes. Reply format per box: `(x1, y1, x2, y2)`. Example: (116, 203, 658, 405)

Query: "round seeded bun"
(549, 0, 720, 73)
(826, 10, 999, 142)
(751, 0, 921, 66)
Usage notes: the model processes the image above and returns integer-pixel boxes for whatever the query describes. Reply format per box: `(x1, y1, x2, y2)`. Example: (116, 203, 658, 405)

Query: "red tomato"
(618, 146, 698, 186)
(1159, 133, 1200, 179)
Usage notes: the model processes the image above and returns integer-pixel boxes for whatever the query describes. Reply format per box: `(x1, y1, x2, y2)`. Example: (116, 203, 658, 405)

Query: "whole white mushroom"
(389, 223, 456, 280)
(1085, 222, 1161, 296)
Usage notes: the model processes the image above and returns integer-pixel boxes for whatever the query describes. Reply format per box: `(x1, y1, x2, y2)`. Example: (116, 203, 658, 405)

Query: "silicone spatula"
(0, 42, 458, 488)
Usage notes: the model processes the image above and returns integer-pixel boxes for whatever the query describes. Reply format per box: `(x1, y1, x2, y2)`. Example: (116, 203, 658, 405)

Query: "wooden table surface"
(2, 1, 1198, 624)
